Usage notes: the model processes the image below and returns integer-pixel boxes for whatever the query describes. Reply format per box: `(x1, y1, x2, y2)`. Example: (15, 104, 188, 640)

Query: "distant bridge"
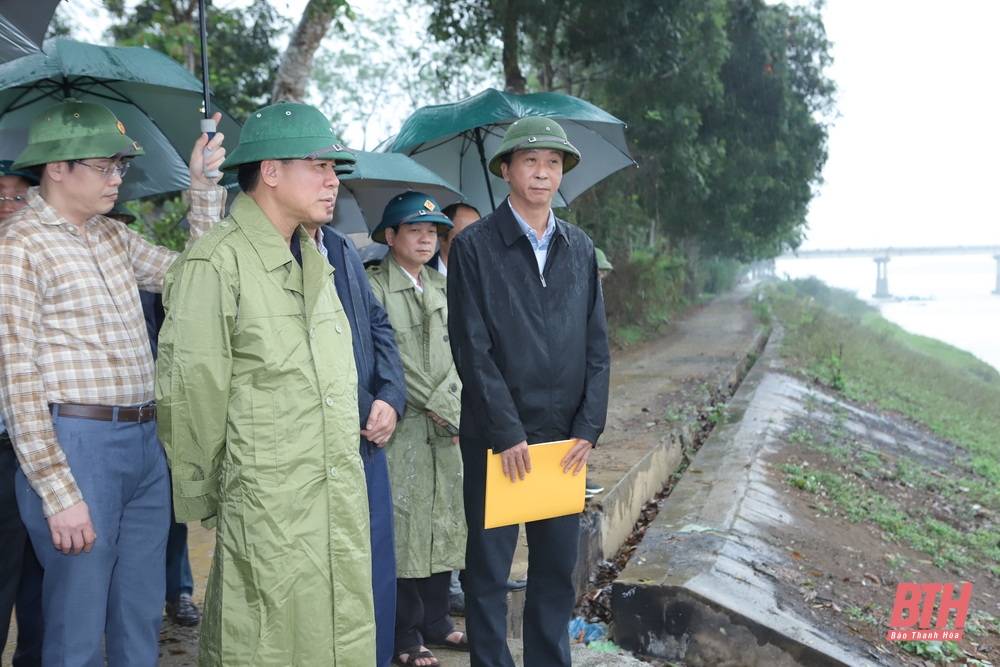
(777, 245, 1000, 297)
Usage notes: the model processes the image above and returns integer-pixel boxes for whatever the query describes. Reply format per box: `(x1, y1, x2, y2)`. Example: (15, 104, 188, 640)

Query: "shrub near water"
(763, 277, 1000, 570)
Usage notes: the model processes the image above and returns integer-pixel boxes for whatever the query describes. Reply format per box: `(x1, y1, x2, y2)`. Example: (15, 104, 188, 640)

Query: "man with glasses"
(0, 99, 226, 666)
(0, 160, 35, 220)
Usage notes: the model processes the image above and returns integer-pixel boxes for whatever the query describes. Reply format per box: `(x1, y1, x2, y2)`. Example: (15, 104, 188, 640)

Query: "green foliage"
(600, 247, 687, 341)
(693, 0, 834, 260)
(690, 256, 744, 295)
(765, 278, 1000, 576)
(127, 196, 191, 252)
(897, 640, 963, 662)
(313, 4, 501, 147)
(767, 281, 1000, 475)
(102, 0, 284, 121)
(423, 0, 835, 267)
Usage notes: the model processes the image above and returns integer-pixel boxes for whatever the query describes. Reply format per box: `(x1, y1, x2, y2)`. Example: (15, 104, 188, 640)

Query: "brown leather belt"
(52, 403, 157, 424)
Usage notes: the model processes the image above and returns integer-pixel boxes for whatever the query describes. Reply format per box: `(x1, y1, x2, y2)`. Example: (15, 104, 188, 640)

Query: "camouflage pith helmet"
(370, 191, 453, 245)
(595, 247, 613, 271)
(221, 101, 356, 171)
(12, 99, 144, 170)
(488, 117, 581, 177)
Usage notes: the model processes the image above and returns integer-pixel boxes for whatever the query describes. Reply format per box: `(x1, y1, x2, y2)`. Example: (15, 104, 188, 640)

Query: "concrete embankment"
(609, 326, 906, 666)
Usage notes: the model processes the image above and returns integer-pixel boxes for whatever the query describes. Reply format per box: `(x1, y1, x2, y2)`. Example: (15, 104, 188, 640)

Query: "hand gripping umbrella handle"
(200, 118, 221, 179)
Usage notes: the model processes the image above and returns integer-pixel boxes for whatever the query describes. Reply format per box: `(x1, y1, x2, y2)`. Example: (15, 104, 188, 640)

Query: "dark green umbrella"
(389, 88, 636, 214)
(331, 151, 464, 235)
(0, 38, 240, 200)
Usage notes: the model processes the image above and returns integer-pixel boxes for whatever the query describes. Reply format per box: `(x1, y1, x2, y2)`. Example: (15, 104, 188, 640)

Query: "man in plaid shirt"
(0, 99, 225, 666)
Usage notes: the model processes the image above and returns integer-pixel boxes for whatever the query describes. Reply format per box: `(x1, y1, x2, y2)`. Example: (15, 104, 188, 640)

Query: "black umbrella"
(0, 0, 60, 62)
(197, 0, 219, 178)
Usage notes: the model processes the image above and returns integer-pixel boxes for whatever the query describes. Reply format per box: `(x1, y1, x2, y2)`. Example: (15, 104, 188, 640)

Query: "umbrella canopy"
(331, 151, 464, 235)
(0, 38, 241, 200)
(0, 0, 60, 62)
(389, 88, 636, 214)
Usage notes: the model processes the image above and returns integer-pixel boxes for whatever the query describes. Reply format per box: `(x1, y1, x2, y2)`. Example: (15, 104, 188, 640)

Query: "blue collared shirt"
(508, 200, 555, 275)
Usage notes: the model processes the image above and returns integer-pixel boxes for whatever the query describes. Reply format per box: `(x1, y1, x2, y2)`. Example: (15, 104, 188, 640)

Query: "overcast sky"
(801, 1, 1000, 250)
(63, 1, 1000, 251)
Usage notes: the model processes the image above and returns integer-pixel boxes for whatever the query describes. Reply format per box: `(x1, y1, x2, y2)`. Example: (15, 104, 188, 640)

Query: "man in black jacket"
(311, 222, 407, 667)
(447, 117, 611, 667)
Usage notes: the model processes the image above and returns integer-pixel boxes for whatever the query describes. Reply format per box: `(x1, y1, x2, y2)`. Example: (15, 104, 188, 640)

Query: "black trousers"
(394, 572, 454, 652)
(461, 441, 579, 667)
(1, 446, 44, 666)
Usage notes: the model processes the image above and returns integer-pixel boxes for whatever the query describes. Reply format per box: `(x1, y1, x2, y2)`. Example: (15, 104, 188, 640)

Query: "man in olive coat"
(155, 102, 375, 666)
(447, 117, 611, 667)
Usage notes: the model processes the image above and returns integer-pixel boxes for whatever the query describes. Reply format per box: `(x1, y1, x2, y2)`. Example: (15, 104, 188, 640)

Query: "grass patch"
(764, 279, 1000, 478)
(765, 278, 1000, 577)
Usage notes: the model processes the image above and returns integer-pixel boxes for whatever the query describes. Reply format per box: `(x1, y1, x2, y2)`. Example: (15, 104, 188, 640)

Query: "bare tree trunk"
(501, 0, 525, 94)
(271, 0, 347, 103)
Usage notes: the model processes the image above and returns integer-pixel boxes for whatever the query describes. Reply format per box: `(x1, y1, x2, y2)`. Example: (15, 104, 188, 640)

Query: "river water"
(773, 254, 1000, 373)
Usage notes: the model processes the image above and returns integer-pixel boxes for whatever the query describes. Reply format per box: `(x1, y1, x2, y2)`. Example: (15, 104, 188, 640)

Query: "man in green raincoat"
(367, 192, 468, 666)
(155, 102, 375, 666)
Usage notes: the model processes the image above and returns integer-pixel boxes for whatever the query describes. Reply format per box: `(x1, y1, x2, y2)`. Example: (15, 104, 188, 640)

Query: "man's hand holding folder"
(499, 439, 593, 483)
(485, 439, 592, 528)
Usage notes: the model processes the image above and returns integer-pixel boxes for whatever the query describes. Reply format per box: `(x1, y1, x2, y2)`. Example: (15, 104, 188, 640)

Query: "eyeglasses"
(71, 160, 130, 180)
(0, 195, 26, 203)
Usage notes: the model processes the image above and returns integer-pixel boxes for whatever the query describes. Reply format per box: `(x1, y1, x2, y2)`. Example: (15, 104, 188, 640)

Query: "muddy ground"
(756, 386, 1000, 666)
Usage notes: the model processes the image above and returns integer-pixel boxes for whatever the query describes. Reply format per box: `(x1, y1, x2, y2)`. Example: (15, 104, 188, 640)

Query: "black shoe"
(506, 577, 526, 591)
(584, 478, 604, 499)
(166, 592, 200, 627)
(449, 591, 465, 616)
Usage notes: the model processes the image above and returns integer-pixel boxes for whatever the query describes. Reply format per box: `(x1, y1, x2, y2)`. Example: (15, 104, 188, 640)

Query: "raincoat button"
(329, 467, 338, 478)
(325, 397, 334, 407)
(220, 220, 230, 227)
(450, 383, 458, 392)
(335, 325, 342, 334)
(309, 328, 316, 339)
(443, 334, 449, 342)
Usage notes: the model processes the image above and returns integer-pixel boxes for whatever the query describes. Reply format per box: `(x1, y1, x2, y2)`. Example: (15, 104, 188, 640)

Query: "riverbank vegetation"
(762, 277, 1000, 664)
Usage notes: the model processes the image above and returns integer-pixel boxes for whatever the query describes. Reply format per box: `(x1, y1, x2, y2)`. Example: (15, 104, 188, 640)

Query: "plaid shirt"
(0, 184, 225, 516)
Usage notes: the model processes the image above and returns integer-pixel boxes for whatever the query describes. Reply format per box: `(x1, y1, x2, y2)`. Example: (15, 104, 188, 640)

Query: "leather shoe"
(506, 577, 526, 591)
(166, 592, 200, 627)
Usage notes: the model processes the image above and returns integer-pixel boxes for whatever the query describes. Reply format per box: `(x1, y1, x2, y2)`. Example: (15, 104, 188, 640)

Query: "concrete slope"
(610, 333, 903, 666)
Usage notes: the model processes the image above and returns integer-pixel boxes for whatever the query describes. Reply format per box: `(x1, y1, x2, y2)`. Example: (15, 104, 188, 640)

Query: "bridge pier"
(873, 257, 891, 298)
(994, 255, 1000, 295)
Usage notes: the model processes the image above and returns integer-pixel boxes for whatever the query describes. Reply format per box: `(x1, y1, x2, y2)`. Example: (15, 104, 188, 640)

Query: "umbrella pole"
(198, 0, 219, 178)
(474, 127, 496, 210)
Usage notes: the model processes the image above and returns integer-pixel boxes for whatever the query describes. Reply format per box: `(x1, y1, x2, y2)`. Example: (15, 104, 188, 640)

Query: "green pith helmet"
(488, 116, 581, 177)
(370, 191, 453, 245)
(12, 99, 144, 170)
(0, 160, 38, 184)
(221, 101, 356, 171)
(595, 247, 613, 271)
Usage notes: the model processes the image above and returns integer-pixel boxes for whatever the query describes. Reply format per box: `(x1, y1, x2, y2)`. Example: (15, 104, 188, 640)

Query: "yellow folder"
(484, 439, 586, 529)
